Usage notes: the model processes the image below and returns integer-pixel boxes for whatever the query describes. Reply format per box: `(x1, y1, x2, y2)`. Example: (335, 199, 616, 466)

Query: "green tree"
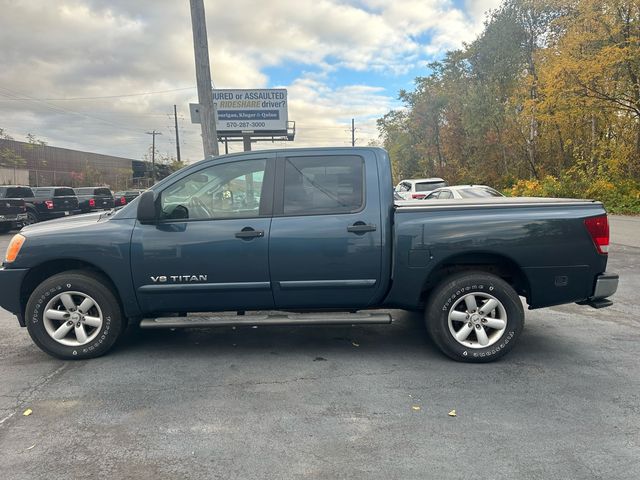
(0, 128, 27, 184)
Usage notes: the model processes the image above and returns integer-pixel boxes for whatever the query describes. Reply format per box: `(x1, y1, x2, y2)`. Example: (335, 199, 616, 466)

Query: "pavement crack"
(0, 362, 70, 430)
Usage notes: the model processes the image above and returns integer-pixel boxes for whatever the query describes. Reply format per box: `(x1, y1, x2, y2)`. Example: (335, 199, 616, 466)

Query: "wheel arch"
(420, 251, 530, 306)
(19, 259, 124, 326)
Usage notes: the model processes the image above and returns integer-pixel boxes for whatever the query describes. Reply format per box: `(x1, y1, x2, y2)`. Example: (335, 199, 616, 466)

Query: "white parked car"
(394, 178, 447, 200)
(424, 185, 504, 199)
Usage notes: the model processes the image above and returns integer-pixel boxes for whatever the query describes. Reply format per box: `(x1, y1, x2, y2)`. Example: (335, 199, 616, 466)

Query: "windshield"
(458, 187, 504, 198)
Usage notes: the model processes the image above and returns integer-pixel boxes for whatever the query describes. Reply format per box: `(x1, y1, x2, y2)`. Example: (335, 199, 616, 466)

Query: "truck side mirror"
(137, 190, 157, 224)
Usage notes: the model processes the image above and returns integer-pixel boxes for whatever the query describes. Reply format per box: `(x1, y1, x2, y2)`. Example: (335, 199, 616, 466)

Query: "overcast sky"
(0, 0, 500, 163)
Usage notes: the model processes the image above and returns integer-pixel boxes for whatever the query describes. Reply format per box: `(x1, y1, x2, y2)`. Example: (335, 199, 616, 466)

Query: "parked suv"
(394, 178, 448, 200)
(75, 187, 114, 213)
(0, 187, 28, 233)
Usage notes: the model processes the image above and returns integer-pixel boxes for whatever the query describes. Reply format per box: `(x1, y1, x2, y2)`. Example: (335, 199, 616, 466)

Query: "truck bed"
(387, 197, 608, 310)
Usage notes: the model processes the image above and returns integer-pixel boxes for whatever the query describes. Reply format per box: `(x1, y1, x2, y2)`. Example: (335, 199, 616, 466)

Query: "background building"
(0, 138, 154, 189)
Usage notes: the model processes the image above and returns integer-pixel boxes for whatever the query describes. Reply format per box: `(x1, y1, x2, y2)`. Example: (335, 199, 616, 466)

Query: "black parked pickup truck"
(74, 187, 114, 213)
(0, 148, 618, 362)
(0, 187, 27, 233)
(0, 185, 78, 225)
(32, 187, 79, 222)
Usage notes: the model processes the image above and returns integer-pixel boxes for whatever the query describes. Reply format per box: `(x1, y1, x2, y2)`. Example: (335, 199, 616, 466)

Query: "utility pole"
(189, 0, 219, 158)
(146, 130, 162, 183)
(351, 118, 355, 147)
(173, 105, 181, 163)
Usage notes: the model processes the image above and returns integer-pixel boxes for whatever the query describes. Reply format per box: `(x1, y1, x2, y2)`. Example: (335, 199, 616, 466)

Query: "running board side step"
(139, 312, 392, 329)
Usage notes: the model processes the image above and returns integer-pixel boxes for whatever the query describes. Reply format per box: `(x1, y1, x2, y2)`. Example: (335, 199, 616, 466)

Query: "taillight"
(584, 215, 609, 254)
(89, 198, 96, 207)
(44, 200, 54, 210)
(412, 193, 426, 199)
(120, 196, 126, 205)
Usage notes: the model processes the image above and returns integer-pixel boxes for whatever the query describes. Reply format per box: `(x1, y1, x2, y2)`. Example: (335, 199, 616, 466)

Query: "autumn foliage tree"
(378, 0, 640, 212)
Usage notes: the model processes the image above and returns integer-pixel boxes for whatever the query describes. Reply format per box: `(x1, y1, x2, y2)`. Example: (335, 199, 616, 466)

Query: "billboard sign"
(213, 89, 288, 136)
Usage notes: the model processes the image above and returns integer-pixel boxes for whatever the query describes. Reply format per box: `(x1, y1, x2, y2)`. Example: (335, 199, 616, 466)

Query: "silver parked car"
(424, 185, 504, 199)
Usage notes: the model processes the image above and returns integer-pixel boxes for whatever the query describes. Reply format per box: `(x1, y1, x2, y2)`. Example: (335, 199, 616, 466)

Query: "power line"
(0, 86, 143, 134)
(0, 86, 196, 101)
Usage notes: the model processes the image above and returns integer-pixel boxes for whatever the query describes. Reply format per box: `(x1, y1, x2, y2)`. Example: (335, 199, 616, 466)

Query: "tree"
(0, 128, 27, 184)
(377, 0, 640, 194)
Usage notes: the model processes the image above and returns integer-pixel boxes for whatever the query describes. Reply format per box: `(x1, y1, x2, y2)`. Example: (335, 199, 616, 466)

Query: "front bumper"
(0, 267, 28, 326)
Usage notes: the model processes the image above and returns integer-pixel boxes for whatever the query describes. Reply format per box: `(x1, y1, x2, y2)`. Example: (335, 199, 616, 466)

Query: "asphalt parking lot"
(0, 217, 638, 479)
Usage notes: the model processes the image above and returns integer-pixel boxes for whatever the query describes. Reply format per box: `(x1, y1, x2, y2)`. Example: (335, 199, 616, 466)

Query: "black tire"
(25, 210, 38, 225)
(425, 271, 524, 363)
(0, 224, 11, 234)
(25, 271, 124, 359)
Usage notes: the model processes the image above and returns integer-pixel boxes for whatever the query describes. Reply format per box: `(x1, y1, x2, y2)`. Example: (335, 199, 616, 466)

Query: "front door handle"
(235, 227, 264, 239)
(347, 222, 377, 234)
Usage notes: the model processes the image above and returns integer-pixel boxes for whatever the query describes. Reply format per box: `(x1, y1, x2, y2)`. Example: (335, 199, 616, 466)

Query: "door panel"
(131, 218, 273, 312)
(269, 152, 382, 309)
(131, 154, 275, 313)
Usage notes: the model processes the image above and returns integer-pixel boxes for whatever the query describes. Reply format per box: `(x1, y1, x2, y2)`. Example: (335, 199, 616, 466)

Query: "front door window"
(160, 159, 267, 221)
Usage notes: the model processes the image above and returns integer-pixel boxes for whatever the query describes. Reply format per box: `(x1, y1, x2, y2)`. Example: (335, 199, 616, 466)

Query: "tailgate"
(95, 195, 114, 208)
(0, 199, 25, 217)
(53, 196, 79, 211)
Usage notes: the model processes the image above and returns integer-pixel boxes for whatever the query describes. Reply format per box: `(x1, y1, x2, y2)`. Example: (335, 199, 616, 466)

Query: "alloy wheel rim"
(447, 292, 507, 349)
(42, 291, 103, 346)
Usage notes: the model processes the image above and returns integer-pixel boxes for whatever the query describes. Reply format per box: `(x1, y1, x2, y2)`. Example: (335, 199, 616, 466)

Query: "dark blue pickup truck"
(0, 147, 618, 361)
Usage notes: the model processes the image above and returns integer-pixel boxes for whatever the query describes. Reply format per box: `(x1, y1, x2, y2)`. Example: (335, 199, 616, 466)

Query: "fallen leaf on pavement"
(22, 409, 32, 416)
(448, 410, 457, 417)
(411, 405, 421, 411)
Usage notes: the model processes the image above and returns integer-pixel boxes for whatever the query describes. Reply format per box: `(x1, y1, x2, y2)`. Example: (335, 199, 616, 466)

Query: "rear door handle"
(347, 222, 377, 234)
(235, 227, 264, 239)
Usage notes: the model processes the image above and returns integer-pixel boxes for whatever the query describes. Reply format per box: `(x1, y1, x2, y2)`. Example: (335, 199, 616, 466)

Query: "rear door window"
(34, 188, 53, 197)
(396, 182, 410, 192)
(0, 187, 33, 198)
(54, 188, 75, 196)
(282, 155, 364, 215)
(95, 188, 112, 196)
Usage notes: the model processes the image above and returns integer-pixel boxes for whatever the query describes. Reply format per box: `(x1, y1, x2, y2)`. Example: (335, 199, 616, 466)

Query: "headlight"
(5, 234, 26, 263)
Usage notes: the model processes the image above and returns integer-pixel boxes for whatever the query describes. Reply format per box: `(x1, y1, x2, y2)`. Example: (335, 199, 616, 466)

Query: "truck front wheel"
(425, 272, 524, 363)
(25, 271, 124, 359)
(25, 210, 38, 225)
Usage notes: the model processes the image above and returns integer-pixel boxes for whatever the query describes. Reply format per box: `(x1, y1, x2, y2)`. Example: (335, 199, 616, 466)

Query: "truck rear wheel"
(425, 272, 524, 362)
(25, 271, 124, 359)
